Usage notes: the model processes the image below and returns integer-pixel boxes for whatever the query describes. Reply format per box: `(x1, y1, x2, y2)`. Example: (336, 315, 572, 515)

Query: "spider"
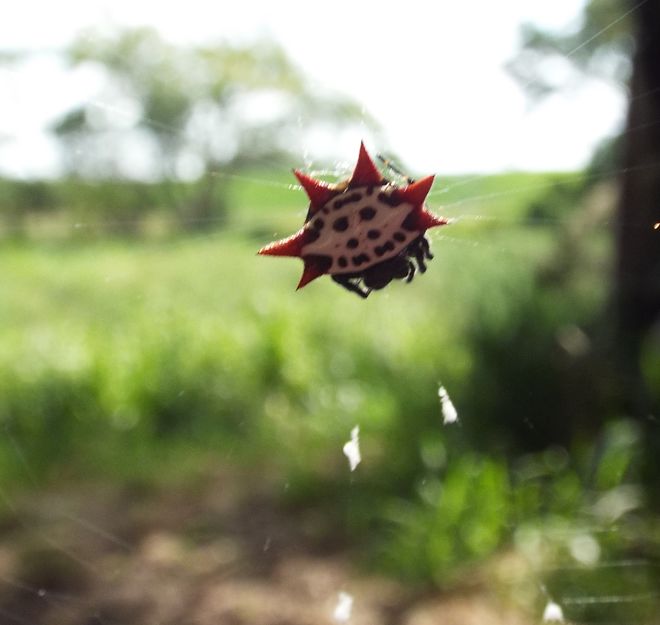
(258, 143, 448, 298)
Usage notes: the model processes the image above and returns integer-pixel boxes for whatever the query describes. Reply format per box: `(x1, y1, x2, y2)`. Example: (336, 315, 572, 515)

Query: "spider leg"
(414, 245, 427, 273)
(332, 275, 371, 299)
(409, 236, 433, 273)
(419, 236, 434, 260)
(376, 154, 415, 184)
(406, 259, 416, 283)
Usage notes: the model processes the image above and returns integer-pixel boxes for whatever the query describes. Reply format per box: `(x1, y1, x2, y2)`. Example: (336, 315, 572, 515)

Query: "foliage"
(0, 170, 581, 241)
(381, 455, 510, 583)
(0, 179, 57, 237)
(53, 28, 370, 180)
(524, 174, 587, 225)
(1, 168, 655, 605)
(507, 0, 634, 99)
(507, 0, 634, 191)
(509, 0, 660, 511)
(14, 28, 373, 233)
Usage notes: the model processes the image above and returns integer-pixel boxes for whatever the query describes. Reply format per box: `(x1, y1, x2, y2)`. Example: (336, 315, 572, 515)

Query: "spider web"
(0, 2, 659, 624)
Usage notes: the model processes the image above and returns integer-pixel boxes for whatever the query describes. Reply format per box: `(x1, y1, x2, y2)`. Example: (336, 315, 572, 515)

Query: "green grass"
(0, 168, 569, 499)
(0, 168, 599, 488)
(0, 229, 508, 472)
(2, 168, 654, 617)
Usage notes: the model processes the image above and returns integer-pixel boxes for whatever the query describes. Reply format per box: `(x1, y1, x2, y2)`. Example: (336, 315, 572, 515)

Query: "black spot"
(338, 256, 348, 268)
(333, 192, 362, 210)
(375, 241, 395, 256)
(359, 206, 377, 221)
(306, 228, 320, 243)
(352, 253, 370, 266)
(393, 231, 406, 242)
(333, 216, 349, 232)
(367, 229, 381, 240)
(312, 218, 324, 230)
(401, 213, 418, 231)
(347, 238, 359, 249)
(378, 191, 402, 207)
(322, 207, 330, 214)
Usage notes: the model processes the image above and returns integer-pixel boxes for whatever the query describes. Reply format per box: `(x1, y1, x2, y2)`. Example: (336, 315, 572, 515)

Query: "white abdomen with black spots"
(300, 186, 418, 275)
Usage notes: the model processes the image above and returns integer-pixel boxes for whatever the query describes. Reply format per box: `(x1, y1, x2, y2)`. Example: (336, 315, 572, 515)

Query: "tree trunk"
(614, 0, 660, 500)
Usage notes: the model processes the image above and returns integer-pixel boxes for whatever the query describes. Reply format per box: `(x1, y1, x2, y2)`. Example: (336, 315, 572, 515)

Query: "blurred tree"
(51, 28, 372, 231)
(509, 0, 660, 496)
(507, 0, 634, 185)
(0, 178, 56, 238)
(613, 1, 660, 502)
(507, 0, 634, 101)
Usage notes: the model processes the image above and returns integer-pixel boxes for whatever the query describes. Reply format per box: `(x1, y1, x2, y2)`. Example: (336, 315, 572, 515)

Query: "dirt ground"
(0, 470, 532, 625)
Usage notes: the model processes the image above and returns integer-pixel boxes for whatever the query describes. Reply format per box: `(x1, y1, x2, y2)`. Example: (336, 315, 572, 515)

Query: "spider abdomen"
(301, 185, 419, 275)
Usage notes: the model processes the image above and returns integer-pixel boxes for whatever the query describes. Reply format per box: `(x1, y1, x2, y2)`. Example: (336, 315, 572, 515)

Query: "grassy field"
(1, 169, 571, 483)
(1, 169, 657, 622)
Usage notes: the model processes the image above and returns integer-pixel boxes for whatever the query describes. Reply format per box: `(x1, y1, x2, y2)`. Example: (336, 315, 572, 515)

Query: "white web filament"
(542, 600, 565, 622)
(342, 426, 361, 471)
(333, 591, 354, 623)
(438, 385, 458, 424)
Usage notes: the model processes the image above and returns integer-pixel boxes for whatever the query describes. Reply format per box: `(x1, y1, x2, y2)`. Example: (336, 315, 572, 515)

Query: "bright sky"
(0, 0, 627, 177)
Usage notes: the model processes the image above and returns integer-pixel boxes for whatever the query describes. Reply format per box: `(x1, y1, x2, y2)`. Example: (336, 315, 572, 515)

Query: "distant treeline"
(0, 177, 229, 238)
(1, 171, 591, 242)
